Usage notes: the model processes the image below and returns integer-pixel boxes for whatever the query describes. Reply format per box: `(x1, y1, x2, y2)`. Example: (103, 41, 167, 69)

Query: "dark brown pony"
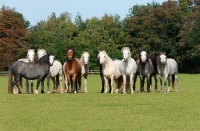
(64, 47, 82, 93)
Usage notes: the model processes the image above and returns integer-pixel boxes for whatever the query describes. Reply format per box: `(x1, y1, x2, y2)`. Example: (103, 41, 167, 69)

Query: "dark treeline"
(0, 0, 200, 72)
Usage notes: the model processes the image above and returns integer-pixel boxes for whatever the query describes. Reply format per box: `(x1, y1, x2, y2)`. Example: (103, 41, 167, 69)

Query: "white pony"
(37, 49, 47, 60)
(63, 51, 90, 93)
(157, 52, 178, 92)
(37, 49, 63, 93)
(78, 51, 90, 93)
(97, 50, 121, 93)
(118, 47, 137, 94)
(17, 49, 35, 94)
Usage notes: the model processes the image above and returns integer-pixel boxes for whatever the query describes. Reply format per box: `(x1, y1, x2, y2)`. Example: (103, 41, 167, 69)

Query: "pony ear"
(121, 47, 124, 53)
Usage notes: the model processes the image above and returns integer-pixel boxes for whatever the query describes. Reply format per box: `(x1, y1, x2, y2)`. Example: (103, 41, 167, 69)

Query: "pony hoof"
(41, 91, 45, 94)
(176, 90, 179, 92)
(47, 91, 51, 94)
(123, 92, 127, 94)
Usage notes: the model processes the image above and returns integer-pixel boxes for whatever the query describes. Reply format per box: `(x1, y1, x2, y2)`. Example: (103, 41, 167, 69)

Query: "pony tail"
(172, 75, 175, 89)
(8, 64, 13, 94)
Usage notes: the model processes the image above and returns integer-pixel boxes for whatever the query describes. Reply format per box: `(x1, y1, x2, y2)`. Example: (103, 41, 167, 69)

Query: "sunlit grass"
(0, 74, 200, 130)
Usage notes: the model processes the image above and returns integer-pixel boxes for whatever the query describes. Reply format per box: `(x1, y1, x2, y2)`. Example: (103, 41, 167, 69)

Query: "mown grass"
(0, 74, 200, 131)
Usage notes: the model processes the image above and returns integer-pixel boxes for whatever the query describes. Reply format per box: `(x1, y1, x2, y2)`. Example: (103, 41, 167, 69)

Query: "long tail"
(8, 63, 13, 94)
(172, 75, 175, 89)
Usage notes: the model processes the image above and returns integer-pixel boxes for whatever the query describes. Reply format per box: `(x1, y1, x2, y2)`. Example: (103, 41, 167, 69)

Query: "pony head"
(67, 47, 74, 61)
(98, 50, 107, 65)
(121, 47, 131, 62)
(82, 51, 90, 64)
(37, 49, 47, 60)
(27, 49, 35, 62)
(49, 54, 55, 66)
(159, 52, 167, 64)
(140, 51, 148, 63)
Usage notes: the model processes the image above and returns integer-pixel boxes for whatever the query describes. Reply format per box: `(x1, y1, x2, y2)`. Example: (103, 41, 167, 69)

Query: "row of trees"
(0, 0, 200, 72)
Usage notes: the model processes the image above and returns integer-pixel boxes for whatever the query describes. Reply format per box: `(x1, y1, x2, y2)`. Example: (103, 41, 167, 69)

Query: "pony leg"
(163, 75, 168, 92)
(41, 79, 45, 94)
(73, 75, 77, 94)
(175, 75, 178, 92)
(133, 74, 137, 91)
(130, 73, 134, 94)
(59, 74, 63, 93)
(52, 77, 56, 93)
(115, 79, 119, 93)
(13, 80, 22, 94)
(153, 74, 158, 91)
(158, 75, 163, 92)
(139, 75, 144, 93)
(34, 79, 40, 94)
(14, 75, 22, 94)
(104, 77, 108, 93)
(19, 76, 22, 93)
(108, 79, 111, 93)
(84, 77, 87, 93)
(100, 73, 105, 93)
(147, 74, 151, 93)
(65, 75, 69, 93)
(122, 75, 127, 94)
(110, 76, 114, 93)
(167, 76, 171, 92)
(30, 80, 34, 94)
(47, 73, 51, 93)
(25, 79, 29, 94)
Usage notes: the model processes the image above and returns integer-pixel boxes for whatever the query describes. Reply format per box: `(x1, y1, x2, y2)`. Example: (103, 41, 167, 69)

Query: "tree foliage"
(1, 1, 200, 72)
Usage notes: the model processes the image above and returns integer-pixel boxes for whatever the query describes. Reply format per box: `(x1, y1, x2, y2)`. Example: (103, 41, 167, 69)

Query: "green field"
(0, 74, 200, 131)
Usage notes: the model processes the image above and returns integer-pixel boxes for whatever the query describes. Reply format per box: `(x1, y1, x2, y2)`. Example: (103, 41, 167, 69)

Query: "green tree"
(28, 12, 78, 63)
(185, 12, 200, 67)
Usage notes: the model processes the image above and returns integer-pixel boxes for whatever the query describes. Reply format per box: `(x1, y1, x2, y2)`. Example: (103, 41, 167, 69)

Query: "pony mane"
(99, 50, 112, 62)
(38, 54, 49, 63)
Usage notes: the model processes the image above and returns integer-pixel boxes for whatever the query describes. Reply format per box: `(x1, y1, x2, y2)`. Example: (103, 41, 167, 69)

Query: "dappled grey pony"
(8, 54, 54, 94)
(157, 52, 178, 92)
(133, 51, 154, 93)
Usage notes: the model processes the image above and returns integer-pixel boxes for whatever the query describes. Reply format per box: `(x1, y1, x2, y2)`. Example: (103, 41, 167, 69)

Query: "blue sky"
(1, 0, 166, 26)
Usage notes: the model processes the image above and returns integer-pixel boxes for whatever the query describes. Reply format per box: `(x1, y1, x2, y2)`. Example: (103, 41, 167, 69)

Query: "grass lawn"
(0, 74, 200, 131)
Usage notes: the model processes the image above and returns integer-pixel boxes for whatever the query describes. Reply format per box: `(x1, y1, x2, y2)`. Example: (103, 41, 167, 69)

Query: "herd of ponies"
(7, 47, 178, 94)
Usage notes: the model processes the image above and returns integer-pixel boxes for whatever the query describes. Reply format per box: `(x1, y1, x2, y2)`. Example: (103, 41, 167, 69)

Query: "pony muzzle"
(68, 56, 72, 60)
(141, 58, 146, 63)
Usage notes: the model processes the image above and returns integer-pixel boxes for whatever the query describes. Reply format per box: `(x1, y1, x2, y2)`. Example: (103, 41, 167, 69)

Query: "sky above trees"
(1, 0, 165, 25)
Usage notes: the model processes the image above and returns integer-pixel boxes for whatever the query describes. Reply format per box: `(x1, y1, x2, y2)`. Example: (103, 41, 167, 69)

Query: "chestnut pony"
(64, 47, 82, 93)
